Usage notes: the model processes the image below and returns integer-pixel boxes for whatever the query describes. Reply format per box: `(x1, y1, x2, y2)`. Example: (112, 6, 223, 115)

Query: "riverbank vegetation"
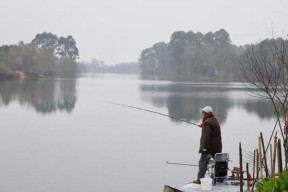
(139, 29, 244, 81)
(1, 29, 288, 83)
(239, 37, 288, 168)
(238, 37, 288, 191)
(138, 29, 288, 82)
(0, 32, 79, 80)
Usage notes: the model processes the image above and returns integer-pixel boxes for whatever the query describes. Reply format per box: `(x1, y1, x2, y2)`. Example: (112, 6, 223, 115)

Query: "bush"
(256, 169, 288, 192)
(0, 65, 17, 80)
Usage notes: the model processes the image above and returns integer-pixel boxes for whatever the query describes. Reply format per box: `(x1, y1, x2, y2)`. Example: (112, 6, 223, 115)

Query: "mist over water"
(0, 74, 276, 192)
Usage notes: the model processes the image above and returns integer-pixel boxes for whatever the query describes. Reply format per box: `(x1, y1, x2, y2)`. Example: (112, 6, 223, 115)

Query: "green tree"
(138, 29, 242, 81)
(57, 35, 79, 60)
(32, 32, 58, 53)
(168, 31, 187, 75)
(139, 42, 170, 75)
(32, 32, 79, 60)
(214, 29, 231, 48)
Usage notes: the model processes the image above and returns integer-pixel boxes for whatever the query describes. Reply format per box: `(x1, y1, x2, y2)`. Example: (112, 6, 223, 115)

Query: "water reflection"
(140, 82, 274, 124)
(0, 78, 77, 114)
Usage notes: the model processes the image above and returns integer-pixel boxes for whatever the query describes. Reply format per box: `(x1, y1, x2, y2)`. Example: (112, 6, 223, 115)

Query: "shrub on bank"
(0, 65, 17, 80)
(255, 169, 288, 192)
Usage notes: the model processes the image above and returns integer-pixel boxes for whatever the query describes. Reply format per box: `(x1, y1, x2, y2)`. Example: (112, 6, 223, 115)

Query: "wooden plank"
(163, 185, 183, 192)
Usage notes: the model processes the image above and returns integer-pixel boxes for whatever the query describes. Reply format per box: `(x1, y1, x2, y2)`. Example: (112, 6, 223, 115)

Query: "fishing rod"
(166, 161, 198, 167)
(107, 101, 199, 126)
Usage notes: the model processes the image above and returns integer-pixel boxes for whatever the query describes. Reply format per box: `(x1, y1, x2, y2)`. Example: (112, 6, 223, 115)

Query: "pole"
(252, 150, 256, 192)
(272, 132, 277, 177)
(256, 149, 259, 180)
(258, 137, 263, 179)
(277, 139, 283, 173)
(246, 162, 250, 191)
(270, 144, 272, 176)
(239, 142, 243, 192)
(260, 132, 269, 178)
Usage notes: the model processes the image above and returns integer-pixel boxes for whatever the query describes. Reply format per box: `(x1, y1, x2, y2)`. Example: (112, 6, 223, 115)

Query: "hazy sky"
(1, 0, 288, 65)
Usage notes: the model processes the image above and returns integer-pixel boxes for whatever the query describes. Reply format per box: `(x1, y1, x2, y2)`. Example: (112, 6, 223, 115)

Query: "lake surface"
(0, 74, 277, 192)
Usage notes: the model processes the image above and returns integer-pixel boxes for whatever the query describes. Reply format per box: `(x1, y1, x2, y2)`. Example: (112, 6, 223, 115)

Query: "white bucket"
(200, 177, 212, 191)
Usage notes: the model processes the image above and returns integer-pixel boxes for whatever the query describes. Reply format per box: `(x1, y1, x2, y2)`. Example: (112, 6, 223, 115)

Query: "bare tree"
(239, 37, 288, 170)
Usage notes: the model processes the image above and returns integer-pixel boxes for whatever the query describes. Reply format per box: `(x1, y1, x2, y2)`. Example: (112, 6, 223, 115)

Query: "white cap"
(201, 106, 213, 114)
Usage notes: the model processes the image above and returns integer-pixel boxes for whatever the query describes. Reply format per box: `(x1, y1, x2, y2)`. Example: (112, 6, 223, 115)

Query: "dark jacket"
(199, 115, 222, 156)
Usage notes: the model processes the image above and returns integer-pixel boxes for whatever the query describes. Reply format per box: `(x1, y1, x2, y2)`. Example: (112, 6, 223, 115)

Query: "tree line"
(78, 58, 139, 74)
(139, 29, 245, 81)
(0, 32, 79, 79)
(1, 29, 287, 82)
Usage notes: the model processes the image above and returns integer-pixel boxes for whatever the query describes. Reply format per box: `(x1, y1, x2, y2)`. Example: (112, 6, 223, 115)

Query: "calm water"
(0, 74, 277, 192)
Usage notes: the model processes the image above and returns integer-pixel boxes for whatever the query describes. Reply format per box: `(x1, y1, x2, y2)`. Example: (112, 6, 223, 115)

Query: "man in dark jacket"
(192, 106, 222, 184)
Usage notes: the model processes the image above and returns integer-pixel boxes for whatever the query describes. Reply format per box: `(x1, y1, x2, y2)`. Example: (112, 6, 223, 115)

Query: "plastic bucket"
(200, 178, 212, 191)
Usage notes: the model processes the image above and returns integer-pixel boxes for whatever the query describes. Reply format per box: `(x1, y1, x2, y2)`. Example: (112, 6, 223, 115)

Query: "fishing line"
(106, 101, 199, 126)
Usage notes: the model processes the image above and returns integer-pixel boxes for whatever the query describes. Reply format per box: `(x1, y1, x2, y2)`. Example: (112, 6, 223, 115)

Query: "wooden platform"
(164, 182, 243, 192)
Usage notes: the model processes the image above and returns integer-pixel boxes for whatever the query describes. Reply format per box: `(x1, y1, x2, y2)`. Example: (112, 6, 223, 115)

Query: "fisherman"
(192, 106, 222, 184)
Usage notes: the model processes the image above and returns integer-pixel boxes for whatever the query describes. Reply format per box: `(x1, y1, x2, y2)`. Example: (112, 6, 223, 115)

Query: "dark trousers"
(197, 153, 213, 180)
